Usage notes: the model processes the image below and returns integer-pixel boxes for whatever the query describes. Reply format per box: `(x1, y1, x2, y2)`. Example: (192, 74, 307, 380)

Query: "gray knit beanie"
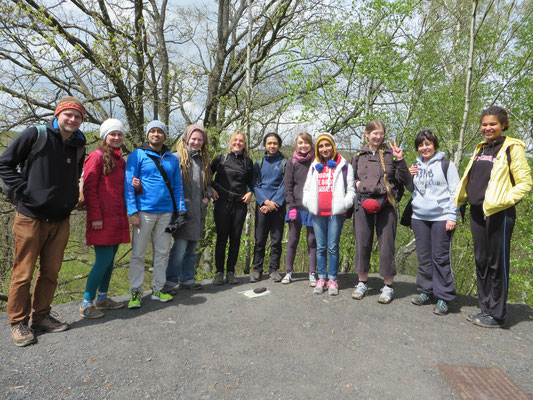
(146, 120, 167, 138)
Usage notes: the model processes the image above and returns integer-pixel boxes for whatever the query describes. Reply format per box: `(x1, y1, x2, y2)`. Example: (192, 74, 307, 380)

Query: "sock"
(97, 293, 107, 301)
(82, 299, 92, 307)
(359, 280, 367, 285)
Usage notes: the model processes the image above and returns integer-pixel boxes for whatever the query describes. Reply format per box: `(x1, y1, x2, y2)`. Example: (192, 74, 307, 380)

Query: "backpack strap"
(506, 147, 515, 186)
(441, 158, 450, 183)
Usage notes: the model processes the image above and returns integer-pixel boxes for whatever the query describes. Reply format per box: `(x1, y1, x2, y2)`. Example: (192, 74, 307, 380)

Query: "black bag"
(399, 197, 413, 227)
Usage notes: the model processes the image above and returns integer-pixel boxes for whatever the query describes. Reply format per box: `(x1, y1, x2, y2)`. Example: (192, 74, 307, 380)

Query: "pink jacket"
(83, 149, 130, 246)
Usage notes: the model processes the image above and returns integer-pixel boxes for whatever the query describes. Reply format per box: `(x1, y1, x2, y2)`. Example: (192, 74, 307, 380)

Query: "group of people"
(0, 97, 530, 348)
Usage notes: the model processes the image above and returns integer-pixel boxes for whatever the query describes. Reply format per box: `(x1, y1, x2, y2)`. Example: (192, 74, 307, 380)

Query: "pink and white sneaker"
(327, 279, 339, 296)
(314, 278, 327, 295)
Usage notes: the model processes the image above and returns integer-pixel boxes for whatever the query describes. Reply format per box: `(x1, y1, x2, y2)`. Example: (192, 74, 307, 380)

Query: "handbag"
(400, 197, 413, 227)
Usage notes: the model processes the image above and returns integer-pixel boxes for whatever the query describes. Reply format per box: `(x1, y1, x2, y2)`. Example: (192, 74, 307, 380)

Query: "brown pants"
(7, 212, 70, 324)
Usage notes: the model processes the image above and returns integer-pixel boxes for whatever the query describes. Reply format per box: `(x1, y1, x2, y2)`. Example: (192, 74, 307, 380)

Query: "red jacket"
(83, 149, 130, 246)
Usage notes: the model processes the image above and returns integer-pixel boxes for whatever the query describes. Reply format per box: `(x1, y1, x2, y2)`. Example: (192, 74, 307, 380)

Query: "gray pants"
(411, 219, 456, 302)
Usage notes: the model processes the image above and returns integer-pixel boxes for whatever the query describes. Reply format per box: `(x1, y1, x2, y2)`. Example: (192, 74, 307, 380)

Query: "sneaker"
(270, 269, 282, 282)
(180, 282, 202, 290)
(314, 278, 327, 295)
(161, 284, 178, 295)
(226, 272, 238, 285)
(309, 273, 317, 287)
(378, 286, 394, 304)
(30, 313, 69, 333)
(151, 290, 173, 303)
(128, 291, 142, 309)
(411, 292, 432, 306)
(473, 315, 504, 328)
(250, 270, 262, 282)
(11, 322, 36, 347)
(281, 273, 292, 284)
(466, 311, 488, 322)
(212, 272, 225, 286)
(327, 279, 339, 296)
(95, 297, 124, 310)
(351, 282, 368, 300)
(80, 304, 105, 319)
(433, 299, 449, 316)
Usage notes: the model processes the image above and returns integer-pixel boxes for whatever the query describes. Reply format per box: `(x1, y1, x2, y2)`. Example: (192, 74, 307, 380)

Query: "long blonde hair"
(176, 124, 211, 192)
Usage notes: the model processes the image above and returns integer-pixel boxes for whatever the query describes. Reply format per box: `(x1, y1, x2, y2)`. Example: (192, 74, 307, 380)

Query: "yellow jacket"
(454, 136, 532, 216)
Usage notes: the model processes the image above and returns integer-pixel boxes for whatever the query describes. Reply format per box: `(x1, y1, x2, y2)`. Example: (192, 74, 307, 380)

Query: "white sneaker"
(281, 273, 292, 284)
(378, 286, 394, 304)
(309, 273, 317, 287)
(351, 282, 368, 300)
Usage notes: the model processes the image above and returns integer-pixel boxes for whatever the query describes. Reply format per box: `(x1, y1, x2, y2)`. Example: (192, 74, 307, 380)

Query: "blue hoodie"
(124, 143, 186, 216)
(252, 151, 286, 206)
(408, 151, 459, 222)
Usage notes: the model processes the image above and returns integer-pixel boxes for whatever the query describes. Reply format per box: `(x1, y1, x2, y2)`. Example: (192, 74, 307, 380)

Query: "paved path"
(1, 274, 532, 399)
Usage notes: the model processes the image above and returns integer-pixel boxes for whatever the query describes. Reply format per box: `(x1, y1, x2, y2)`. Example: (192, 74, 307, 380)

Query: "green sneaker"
(128, 291, 142, 309)
(151, 290, 173, 303)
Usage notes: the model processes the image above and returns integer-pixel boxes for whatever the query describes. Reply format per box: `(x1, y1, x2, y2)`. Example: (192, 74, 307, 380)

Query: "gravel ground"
(1, 273, 532, 400)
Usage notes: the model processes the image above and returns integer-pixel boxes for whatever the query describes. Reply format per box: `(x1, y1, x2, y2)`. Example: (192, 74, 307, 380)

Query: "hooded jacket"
(454, 136, 531, 217)
(407, 151, 460, 222)
(302, 155, 355, 215)
(124, 143, 186, 216)
(0, 119, 86, 220)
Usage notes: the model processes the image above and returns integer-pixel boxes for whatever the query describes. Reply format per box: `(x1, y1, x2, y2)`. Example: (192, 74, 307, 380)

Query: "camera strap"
(145, 153, 178, 214)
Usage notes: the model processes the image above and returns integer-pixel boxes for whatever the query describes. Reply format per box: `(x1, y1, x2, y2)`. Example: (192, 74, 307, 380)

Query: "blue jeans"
(84, 245, 119, 301)
(312, 215, 346, 280)
(166, 239, 198, 286)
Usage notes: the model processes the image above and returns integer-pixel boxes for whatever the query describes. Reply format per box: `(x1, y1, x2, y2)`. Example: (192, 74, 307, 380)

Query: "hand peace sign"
(389, 140, 403, 160)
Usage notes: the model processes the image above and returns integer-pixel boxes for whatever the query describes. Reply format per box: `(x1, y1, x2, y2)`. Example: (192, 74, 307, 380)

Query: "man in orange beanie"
(0, 96, 87, 347)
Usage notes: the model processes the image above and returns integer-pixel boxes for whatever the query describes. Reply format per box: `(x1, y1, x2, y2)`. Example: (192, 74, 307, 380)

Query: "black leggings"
(214, 199, 248, 273)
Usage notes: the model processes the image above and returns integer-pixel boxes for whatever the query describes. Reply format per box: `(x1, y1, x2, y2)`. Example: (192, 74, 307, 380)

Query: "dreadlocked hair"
(378, 149, 396, 207)
(97, 140, 116, 176)
(176, 129, 212, 193)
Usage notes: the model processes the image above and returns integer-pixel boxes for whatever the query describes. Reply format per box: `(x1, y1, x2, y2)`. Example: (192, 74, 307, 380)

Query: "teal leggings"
(83, 245, 119, 301)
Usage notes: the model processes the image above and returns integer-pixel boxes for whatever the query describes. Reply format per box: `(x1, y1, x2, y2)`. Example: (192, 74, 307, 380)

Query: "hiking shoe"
(128, 291, 142, 309)
(309, 273, 317, 287)
(411, 292, 432, 306)
(30, 313, 69, 333)
(466, 311, 488, 322)
(212, 272, 225, 286)
(11, 322, 36, 347)
(226, 272, 238, 284)
(473, 315, 504, 328)
(314, 278, 327, 294)
(95, 297, 124, 310)
(151, 290, 173, 303)
(270, 269, 282, 282)
(80, 304, 104, 319)
(281, 273, 292, 284)
(378, 286, 394, 304)
(351, 282, 368, 300)
(250, 270, 262, 282)
(161, 284, 178, 295)
(433, 299, 449, 316)
(180, 282, 202, 290)
(327, 279, 339, 296)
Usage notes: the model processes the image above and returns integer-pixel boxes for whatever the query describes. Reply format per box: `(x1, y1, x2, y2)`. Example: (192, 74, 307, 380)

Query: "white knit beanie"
(100, 119, 124, 139)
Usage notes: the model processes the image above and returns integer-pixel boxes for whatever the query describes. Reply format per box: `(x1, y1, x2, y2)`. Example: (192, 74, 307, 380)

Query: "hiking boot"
(250, 270, 262, 282)
(411, 292, 432, 306)
(433, 299, 449, 316)
(80, 304, 105, 319)
(226, 272, 238, 285)
(161, 284, 178, 295)
(151, 290, 173, 303)
(309, 273, 317, 287)
(212, 272, 225, 286)
(281, 273, 292, 284)
(128, 291, 142, 309)
(327, 279, 339, 296)
(378, 286, 394, 304)
(351, 282, 368, 300)
(466, 311, 488, 322)
(11, 322, 36, 347)
(180, 282, 202, 290)
(95, 297, 124, 310)
(270, 269, 282, 282)
(314, 278, 327, 294)
(473, 315, 504, 328)
(30, 313, 69, 333)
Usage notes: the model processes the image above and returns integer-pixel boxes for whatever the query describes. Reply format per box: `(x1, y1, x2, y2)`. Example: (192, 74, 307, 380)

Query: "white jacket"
(302, 156, 355, 215)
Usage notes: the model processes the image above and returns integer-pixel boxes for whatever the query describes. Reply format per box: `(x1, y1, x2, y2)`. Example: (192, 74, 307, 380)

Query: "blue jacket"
(124, 143, 186, 216)
(252, 151, 285, 206)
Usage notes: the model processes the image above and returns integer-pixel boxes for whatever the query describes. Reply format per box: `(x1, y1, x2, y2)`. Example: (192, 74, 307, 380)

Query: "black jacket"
(0, 119, 86, 220)
(210, 152, 253, 203)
